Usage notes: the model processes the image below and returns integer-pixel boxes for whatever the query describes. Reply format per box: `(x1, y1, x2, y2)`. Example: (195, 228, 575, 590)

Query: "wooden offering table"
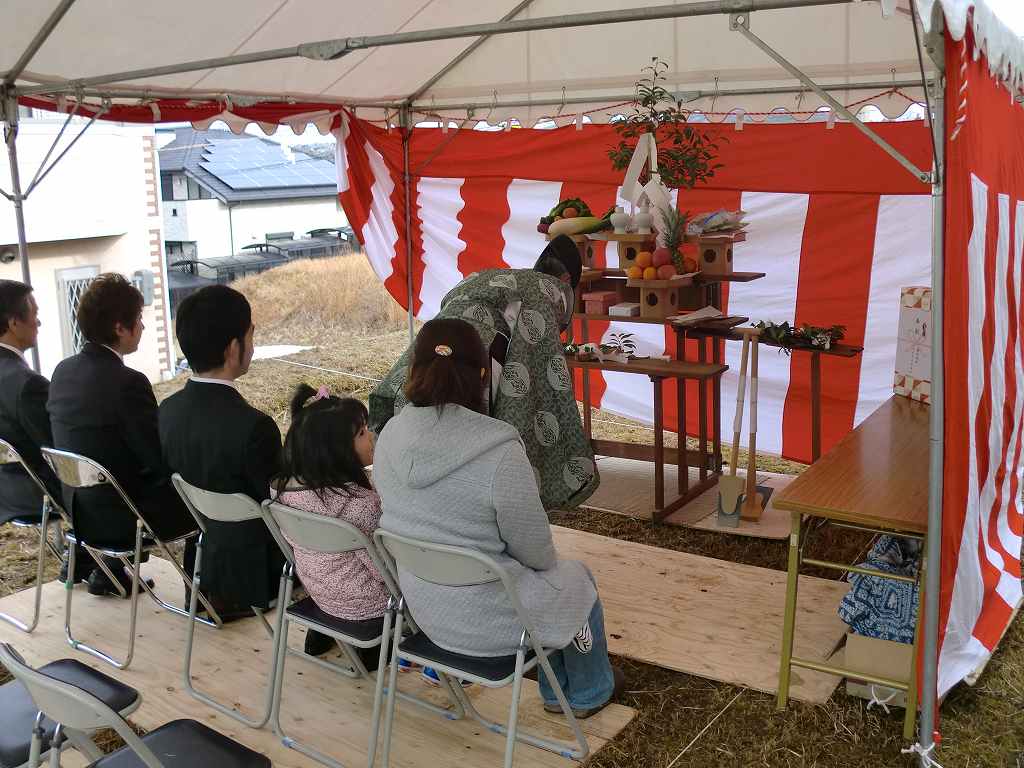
(772, 395, 929, 740)
(678, 322, 864, 463)
(568, 354, 727, 522)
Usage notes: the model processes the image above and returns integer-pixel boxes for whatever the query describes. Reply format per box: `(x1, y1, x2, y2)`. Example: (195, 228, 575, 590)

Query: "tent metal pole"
(919, 71, 944, 768)
(2, 94, 41, 372)
(400, 107, 415, 342)
(730, 13, 931, 184)
(3, 0, 78, 86)
(24, 108, 101, 198)
(16, 0, 859, 97)
(409, 0, 537, 105)
(409, 79, 926, 115)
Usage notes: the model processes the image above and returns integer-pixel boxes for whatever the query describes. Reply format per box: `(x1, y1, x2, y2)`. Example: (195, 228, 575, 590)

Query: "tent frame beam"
(406, 78, 927, 116)
(3, 0, 78, 86)
(730, 12, 931, 184)
(408, 0, 537, 106)
(14, 0, 860, 98)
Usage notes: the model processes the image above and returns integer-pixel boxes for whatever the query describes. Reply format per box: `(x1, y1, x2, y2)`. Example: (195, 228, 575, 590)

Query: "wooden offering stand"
(585, 231, 655, 272)
(570, 230, 766, 521)
(626, 273, 699, 319)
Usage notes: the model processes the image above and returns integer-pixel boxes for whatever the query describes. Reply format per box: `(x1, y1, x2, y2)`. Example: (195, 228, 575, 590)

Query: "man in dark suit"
(0, 280, 59, 519)
(0, 280, 94, 583)
(47, 274, 196, 595)
(159, 285, 284, 620)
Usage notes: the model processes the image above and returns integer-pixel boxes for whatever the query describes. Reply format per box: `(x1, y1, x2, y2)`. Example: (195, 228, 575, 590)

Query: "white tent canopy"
(3, 3, 1024, 767)
(2, 0, 943, 126)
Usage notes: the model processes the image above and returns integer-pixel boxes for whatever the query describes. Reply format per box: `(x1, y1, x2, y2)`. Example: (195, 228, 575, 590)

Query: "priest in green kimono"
(370, 235, 599, 510)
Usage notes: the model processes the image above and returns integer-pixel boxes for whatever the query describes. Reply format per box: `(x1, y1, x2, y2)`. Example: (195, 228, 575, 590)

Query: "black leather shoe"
(304, 629, 335, 657)
(86, 566, 154, 598)
(59, 552, 94, 585)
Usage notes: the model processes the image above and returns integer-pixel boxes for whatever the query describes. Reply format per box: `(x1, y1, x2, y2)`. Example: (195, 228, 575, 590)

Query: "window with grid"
(57, 271, 98, 355)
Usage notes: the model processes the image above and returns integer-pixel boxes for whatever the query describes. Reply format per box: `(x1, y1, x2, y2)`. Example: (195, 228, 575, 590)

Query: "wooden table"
(574, 269, 763, 510)
(772, 395, 929, 740)
(679, 323, 864, 462)
(568, 355, 727, 522)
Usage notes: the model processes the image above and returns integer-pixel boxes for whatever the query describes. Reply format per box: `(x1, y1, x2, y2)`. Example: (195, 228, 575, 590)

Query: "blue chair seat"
(398, 632, 538, 685)
(0, 659, 139, 768)
(86, 720, 270, 768)
(286, 596, 385, 644)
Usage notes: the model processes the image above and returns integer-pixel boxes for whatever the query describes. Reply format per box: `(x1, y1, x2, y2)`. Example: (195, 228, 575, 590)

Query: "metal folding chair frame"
(0, 642, 263, 768)
(373, 530, 591, 768)
(261, 499, 464, 768)
(0, 438, 68, 634)
(171, 473, 285, 729)
(40, 447, 221, 670)
(0, 644, 144, 768)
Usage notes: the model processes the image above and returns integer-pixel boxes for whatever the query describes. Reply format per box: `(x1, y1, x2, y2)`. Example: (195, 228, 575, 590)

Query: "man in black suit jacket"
(47, 274, 196, 594)
(159, 285, 284, 617)
(0, 281, 60, 521)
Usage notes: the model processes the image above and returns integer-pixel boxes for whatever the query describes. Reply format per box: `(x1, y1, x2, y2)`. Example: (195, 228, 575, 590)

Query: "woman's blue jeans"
(537, 597, 615, 710)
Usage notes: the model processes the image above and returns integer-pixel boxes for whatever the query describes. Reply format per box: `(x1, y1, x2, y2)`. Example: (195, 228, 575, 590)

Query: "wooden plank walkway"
(0, 558, 635, 767)
(552, 526, 849, 703)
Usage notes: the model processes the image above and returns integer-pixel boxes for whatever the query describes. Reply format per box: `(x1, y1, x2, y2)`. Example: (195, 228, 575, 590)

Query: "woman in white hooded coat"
(374, 317, 623, 717)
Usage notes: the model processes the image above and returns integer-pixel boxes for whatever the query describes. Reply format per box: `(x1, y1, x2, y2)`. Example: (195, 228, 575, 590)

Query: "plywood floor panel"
(0, 559, 635, 768)
(584, 457, 795, 540)
(552, 526, 848, 703)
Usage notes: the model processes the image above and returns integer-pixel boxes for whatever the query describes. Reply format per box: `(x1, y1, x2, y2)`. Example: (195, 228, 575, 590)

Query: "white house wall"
(164, 194, 346, 260)
(230, 197, 345, 250)
(0, 122, 141, 243)
(0, 122, 171, 383)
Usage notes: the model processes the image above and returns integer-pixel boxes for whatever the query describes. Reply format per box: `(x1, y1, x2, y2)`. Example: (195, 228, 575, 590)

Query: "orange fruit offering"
(625, 265, 644, 280)
(643, 266, 658, 280)
(683, 256, 698, 273)
(635, 251, 653, 269)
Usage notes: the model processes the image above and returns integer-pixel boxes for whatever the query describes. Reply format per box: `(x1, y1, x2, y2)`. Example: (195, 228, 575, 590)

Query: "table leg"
(777, 511, 802, 710)
(677, 330, 688, 495)
(653, 375, 665, 517)
(578, 317, 593, 440)
(811, 351, 822, 463)
(903, 545, 926, 741)
(712, 334, 723, 475)
(582, 371, 593, 440)
(698, 338, 708, 482)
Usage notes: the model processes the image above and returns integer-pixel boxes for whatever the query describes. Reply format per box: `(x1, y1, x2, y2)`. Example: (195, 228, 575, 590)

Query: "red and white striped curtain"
(336, 114, 932, 464)
(939, 32, 1024, 697)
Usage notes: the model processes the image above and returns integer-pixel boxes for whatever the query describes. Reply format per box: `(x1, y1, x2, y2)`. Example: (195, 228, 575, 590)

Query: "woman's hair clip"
(304, 385, 331, 407)
(434, 344, 453, 357)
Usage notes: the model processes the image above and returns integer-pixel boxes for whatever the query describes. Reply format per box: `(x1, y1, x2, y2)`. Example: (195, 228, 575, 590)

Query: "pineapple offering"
(625, 207, 698, 280)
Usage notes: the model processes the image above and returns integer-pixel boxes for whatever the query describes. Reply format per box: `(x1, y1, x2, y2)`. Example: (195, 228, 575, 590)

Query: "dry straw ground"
(2, 255, 1020, 767)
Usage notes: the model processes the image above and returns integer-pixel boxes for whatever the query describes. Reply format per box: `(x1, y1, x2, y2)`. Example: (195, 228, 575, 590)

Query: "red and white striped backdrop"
(939, 33, 1024, 698)
(336, 114, 932, 464)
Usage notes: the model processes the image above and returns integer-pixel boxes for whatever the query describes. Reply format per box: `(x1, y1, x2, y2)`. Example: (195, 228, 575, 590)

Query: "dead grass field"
(3, 255, 1021, 767)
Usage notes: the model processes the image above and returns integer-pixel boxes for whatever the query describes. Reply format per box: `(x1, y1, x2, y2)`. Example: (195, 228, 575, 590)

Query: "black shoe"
(59, 551, 94, 585)
(86, 566, 154, 598)
(304, 629, 335, 657)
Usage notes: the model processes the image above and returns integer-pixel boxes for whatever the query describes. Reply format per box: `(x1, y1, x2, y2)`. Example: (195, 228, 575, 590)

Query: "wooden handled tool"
(716, 331, 752, 524)
(741, 329, 766, 521)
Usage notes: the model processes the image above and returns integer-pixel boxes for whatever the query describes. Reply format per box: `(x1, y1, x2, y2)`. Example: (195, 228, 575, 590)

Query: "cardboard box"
(894, 286, 931, 404)
(608, 302, 640, 317)
(844, 632, 914, 709)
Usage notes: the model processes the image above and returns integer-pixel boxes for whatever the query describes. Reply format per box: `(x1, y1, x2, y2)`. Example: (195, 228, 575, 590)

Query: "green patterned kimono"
(369, 269, 599, 510)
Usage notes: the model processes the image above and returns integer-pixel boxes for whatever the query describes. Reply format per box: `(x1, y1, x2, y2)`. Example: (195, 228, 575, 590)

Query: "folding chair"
(0, 649, 140, 768)
(261, 499, 465, 768)
(373, 530, 591, 768)
(170, 473, 289, 729)
(0, 443, 135, 615)
(40, 447, 220, 670)
(0, 643, 270, 768)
